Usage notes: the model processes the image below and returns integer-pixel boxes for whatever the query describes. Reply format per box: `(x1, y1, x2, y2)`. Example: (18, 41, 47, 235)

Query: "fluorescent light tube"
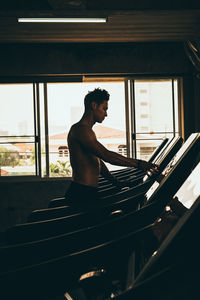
(17, 18, 107, 23)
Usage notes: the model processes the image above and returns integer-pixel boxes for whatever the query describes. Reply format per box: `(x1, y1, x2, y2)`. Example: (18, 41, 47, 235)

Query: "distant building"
(58, 146, 69, 158)
(0, 130, 9, 136)
(49, 125, 158, 162)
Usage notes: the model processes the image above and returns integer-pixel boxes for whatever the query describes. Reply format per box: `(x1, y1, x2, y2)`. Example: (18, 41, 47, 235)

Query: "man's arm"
(100, 160, 131, 187)
(76, 125, 158, 172)
(100, 160, 119, 184)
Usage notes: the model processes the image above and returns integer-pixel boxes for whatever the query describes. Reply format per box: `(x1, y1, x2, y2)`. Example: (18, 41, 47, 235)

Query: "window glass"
(134, 80, 179, 160)
(135, 80, 174, 134)
(173, 80, 179, 133)
(0, 84, 35, 176)
(0, 84, 34, 136)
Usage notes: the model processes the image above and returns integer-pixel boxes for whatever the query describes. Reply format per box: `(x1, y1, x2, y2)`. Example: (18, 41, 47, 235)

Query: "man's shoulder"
(70, 122, 94, 137)
(71, 122, 90, 131)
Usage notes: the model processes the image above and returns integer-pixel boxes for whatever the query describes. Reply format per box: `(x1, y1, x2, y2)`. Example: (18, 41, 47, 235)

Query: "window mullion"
(33, 83, 39, 176)
(178, 78, 184, 139)
(130, 80, 137, 158)
(35, 83, 42, 177)
(124, 79, 131, 158)
(172, 79, 176, 137)
(43, 83, 50, 177)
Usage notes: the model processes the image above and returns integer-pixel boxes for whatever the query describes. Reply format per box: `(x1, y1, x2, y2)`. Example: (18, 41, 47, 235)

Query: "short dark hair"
(84, 88, 110, 110)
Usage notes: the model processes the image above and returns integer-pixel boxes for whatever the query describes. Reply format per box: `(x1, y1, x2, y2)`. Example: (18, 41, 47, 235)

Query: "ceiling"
(0, 0, 200, 43)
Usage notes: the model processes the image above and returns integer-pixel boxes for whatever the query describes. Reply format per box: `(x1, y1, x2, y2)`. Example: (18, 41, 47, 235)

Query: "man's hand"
(137, 160, 159, 175)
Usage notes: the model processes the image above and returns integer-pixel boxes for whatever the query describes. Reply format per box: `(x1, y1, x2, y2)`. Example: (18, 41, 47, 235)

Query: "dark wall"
(193, 75, 200, 133)
(182, 74, 200, 139)
(0, 179, 70, 232)
(0, 41, 198, 233)
(0, 42, 192, 76)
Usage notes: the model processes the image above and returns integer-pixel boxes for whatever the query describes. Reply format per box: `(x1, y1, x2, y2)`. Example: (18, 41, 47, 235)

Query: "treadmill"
(98, 137, 169, 185)
(3, 134, 199, 248)
(115, 160, 200, 300)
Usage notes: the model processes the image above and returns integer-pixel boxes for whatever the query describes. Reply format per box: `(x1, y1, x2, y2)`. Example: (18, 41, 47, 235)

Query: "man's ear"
(91, 101, 97, 110)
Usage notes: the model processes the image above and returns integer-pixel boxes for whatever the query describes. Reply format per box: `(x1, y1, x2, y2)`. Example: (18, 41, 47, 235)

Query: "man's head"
(84, 88, 110, 123)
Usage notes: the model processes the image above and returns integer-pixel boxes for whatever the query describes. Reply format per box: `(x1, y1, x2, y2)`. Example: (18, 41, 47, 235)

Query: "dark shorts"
(65, 181, 100, 209)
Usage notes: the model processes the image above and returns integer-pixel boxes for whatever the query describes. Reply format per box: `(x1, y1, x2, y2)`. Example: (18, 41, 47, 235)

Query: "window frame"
(0, 75, 183, 181)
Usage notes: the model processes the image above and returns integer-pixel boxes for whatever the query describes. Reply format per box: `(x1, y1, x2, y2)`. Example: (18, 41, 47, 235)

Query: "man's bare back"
(68, 122, 101, 187)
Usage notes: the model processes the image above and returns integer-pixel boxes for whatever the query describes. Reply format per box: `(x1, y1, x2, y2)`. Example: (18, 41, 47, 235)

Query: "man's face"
(93, 100, 108, 123)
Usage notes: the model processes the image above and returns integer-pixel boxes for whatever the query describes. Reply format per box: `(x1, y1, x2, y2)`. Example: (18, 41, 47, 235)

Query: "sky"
(0, 82, 126, 136)
(47, 82, 126, 133)
(0, 84, 34, 135)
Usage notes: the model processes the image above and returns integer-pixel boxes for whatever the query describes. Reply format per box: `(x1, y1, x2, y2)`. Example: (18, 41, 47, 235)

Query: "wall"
(0, 179, 71, 233)
(0, 42, 192, 76)
(193, 75, 200, 133)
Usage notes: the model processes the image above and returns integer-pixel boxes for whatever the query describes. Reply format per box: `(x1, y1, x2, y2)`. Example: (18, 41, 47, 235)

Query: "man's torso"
(68, 123, 100, 187)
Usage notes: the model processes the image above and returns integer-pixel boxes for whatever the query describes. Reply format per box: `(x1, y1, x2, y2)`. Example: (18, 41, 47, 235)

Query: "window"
(0, 84, 36, 176)
(0, 77, 181, 177)
(126, 79, 180, 160)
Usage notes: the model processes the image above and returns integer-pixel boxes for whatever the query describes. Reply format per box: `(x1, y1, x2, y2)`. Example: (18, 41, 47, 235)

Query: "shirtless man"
(65, 88, 158, 208)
